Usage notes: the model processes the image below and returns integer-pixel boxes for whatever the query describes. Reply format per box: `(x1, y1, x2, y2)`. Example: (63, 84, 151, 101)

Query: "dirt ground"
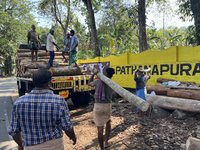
(64, 98, 200, 150)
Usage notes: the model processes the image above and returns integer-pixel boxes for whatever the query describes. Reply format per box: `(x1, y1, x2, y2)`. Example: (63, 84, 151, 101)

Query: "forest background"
(0, 0, 200, 75)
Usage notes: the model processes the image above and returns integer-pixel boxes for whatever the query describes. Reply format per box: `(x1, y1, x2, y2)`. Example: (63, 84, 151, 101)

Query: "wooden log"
(167, 89, 200, 100)
(17, 55, 65, 60)
(157, 78, 195, 85)
(17, 49, 62, 56)
(146, 85, 169, 95)
(87, 65, 149, 111)
(155, 84, 200, 91)
(186, 136, 200, 150)
(18, 51, 47, 57)
(17, 49, 45, 53)
(20, 58, 63, 64)
(22, 62, 49, 69)
(46, 51, 62, 56)
(146, 94, 200, 113)
(49, 66, 83, 76)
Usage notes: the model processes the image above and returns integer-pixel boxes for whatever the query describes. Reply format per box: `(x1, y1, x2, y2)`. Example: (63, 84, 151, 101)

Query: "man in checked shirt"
(8, 68, 76, 150)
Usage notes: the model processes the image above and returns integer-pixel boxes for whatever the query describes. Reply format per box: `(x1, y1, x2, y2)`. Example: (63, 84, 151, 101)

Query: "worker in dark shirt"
(27, 24, 42, 64)
(134, 67, 151, 117)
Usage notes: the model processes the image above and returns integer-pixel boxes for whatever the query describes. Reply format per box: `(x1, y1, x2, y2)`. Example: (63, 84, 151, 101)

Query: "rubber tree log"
(87, 65, 149, 111)
(167, 89, 200, 100)
(17, 49, 45, 53)
(46, 52, 62, 56)
(146, 85, 169, 95)
(186, 136, 200, 150)
(17, 51, 47, 57)
(49, 67, 83, 76)
(146, 94, 200, 113)
(23, 62, 49, 69)
(18, 55, 64, 60)
(157, 78, 195, 85)
(20, 59, 63, 64)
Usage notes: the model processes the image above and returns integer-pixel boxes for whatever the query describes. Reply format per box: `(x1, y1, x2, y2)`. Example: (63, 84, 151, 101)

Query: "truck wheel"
(71, 92, 85, 107)
(18, 82, 25, 96)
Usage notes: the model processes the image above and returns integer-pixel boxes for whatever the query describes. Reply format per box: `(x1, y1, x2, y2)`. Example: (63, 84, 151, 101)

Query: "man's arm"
(13, 133, 23, 150)
(70, 44, 78, 52)
(88, 71, 99, 86)
(65, 128, 76, 145)
(27, 32, 30, 48)
(38, 33, 42, 48)
(134, 69, 138, 80)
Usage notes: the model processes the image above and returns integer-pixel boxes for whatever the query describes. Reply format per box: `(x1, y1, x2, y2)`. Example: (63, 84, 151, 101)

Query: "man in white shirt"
(46, 29, 60, 68)
(69, 30, 78, 66)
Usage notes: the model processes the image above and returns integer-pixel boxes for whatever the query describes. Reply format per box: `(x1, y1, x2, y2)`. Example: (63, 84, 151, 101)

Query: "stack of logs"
(16, 49, 85, 78)
(147, 78, 200, 100)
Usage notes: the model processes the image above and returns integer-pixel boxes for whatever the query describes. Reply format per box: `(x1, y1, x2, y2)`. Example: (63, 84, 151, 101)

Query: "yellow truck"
(16, 44, 95, 107)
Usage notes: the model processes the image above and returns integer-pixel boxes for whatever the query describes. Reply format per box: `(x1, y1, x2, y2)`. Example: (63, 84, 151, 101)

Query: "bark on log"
(167, 89, 200, 100)
(17, 49, 45, 53)
(49, 66, 83, 76)
(146, 85, 169, 95)
(46, 52, 62, 56)
(87, 65, 149, 111)
(17, 51, 47, 57)
(146, 94, 200, 113)
(155, 84, 200, 91)
(157, 78, 195, 85)
(20, 58, 63, 64)
(186, 136, 200, 150)
(23, 62, 49, 69)
(17, 55, 65, 60)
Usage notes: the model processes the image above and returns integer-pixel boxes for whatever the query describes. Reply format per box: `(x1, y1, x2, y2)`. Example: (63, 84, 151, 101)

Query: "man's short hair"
(106, 68, 115, 78)
(70, 30, 75, 35)
(33, 68, 52, 87)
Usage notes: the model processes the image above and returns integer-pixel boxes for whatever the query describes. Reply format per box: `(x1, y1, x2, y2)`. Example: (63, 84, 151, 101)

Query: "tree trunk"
(146, 94, 200, 113)
(82, 0, 100, 56)
(138, 0, 148, 52)
(167, 89, 200, 100)
(49, 66, 84, 76)
(87, 65, 150, 111)
(146, 85, 169, 95)
(190, 0, 200, 45)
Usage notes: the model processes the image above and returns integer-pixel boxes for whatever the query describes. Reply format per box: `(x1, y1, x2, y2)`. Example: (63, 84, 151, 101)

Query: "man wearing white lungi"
(88, 68, 115, 150)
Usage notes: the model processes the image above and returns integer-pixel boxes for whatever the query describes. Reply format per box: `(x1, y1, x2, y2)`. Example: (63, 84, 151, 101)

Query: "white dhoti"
(93, 103, 111, 127)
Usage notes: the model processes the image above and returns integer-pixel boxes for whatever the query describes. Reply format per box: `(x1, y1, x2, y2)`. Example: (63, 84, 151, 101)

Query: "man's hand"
(18, 145, 24, 150)
(93, 70, 99, 75)
(71, 137, 76, 145)
(27, 44, 29, 48)
(134, 69, 138, 75)
(40, 45, 42, 48)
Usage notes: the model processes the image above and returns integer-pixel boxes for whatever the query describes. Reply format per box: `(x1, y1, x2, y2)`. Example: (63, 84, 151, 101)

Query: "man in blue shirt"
(8, 68, 76, 150)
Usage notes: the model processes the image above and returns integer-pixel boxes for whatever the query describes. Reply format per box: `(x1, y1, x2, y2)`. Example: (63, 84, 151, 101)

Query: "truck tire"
(18, 81, 25, 96)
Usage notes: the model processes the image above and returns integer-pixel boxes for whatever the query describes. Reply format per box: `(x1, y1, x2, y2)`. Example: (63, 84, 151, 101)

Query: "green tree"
(38, 0, 71, 38)
(0, 0, 35, 75)
(178, 0, 200, 45)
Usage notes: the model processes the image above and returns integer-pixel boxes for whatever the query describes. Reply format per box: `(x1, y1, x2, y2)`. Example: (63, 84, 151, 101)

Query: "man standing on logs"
(69, 30, 78, 67)
(8, 68, 76, 150)
(134, 67, 151, 117)
(88, 68, 115, 150)
(62, 32, 71, 63)
(47, 29, 60, 68)
(27, 24, 42, 64)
